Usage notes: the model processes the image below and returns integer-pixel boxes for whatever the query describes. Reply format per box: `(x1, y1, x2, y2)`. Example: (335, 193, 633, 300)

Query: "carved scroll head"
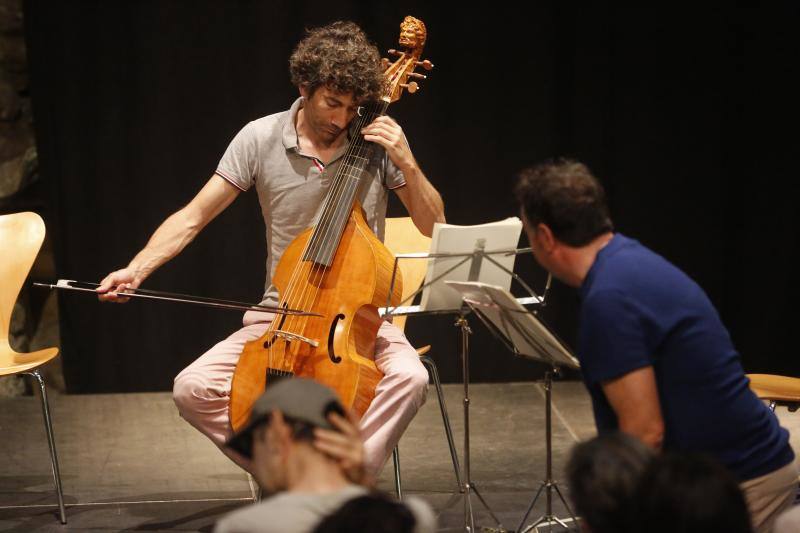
(398, 16, 426, 52)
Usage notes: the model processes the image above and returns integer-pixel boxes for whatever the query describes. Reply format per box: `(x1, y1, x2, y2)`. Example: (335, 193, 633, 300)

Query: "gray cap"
(226, 378, 345, 459)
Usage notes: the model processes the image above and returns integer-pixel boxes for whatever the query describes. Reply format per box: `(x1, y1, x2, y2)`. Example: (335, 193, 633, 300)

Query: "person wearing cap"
(215, 378, 435, 533)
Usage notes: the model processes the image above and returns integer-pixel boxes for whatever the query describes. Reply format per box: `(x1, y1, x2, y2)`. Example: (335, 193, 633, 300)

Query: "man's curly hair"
(289, 21, 384, 103)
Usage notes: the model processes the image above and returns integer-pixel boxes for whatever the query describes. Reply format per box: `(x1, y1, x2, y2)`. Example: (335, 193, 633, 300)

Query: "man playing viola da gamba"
(98, 18, 445, 477)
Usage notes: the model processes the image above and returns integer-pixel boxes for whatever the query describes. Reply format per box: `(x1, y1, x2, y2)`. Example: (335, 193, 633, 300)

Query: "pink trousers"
(172, 310, 428, 475)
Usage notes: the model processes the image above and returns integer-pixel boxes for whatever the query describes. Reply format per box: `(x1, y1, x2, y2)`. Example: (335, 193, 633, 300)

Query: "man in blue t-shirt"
(514, 159, 797, 533)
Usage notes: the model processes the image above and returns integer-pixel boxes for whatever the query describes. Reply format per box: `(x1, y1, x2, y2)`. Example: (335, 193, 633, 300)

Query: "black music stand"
(445, 281, 581, 533)
(382, 239, 541, 533)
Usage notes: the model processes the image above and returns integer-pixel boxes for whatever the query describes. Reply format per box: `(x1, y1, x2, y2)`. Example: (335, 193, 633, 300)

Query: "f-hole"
(328, 314, 345, 363)
(263, 303, 288, 349)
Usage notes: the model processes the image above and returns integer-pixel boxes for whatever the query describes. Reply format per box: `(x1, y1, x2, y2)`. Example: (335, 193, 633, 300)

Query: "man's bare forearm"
(602, 366, 665, 451)
(618, 414, 665, 451)
(397, 165, 445, 237)
(100, 175, 240, 295)
(359, 116, 445, 236)
(127, 207, 203, 282)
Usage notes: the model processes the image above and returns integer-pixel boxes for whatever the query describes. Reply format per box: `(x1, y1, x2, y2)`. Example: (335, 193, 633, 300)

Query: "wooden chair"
(0, 212, 67, 524)
(384, 217, 462, 499)
(747, 374, 800, 412)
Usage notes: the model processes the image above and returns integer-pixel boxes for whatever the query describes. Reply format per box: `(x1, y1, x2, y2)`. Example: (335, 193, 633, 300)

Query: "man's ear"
(269, 410, 293, 449)
(535, 223, 557, 253)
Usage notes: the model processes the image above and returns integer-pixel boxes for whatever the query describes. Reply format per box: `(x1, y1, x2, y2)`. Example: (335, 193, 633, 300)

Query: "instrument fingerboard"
(304, 101, 388, 266)
(302, 15, 431, 268)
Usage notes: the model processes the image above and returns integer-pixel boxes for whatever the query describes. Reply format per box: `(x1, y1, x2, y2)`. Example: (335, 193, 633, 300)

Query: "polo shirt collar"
(281, 97, 304, 151)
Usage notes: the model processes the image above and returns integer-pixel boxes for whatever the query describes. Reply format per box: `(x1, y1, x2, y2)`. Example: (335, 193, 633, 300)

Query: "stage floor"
(2, 381, 799, 532)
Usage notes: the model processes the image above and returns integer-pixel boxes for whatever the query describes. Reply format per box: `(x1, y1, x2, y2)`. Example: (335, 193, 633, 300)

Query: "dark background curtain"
(23, 2, 800, 393)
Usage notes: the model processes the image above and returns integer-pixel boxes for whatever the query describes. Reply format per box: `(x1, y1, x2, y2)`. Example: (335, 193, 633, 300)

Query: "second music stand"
(381, 240, 538, 533)
(445, 281, 581, 533)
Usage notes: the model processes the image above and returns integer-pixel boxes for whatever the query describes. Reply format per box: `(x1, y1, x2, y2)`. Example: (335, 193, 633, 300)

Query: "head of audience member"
(514, 159, 615, 287)
(566, 432, 654, 533)
(226, 378, 351, 494)
(311, 493, 418, 533)
(289, 21, 384, 144)
(635, 452, 753, 533)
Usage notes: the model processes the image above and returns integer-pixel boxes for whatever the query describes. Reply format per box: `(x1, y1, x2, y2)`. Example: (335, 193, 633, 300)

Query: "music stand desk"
(445, 281, 580, 533)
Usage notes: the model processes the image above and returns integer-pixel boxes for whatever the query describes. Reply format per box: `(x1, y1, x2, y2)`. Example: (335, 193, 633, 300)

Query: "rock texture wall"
(0, 0, 35, 202)
(0, 0, 55, 397)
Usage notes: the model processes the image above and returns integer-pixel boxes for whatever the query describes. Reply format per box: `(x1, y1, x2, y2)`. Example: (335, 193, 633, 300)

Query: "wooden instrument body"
(230, 204, 403, 431)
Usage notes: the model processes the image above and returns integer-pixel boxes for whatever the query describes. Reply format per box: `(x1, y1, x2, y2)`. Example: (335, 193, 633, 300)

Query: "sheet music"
(378, 296, 541, 317)
(419, 217, 523, 311)
(445, 281, 580, 369)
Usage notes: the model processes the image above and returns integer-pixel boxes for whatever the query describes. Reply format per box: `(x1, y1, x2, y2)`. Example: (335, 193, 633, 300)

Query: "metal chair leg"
(421, 355, 464, 491)
(246, 473, 262, 502)
(392, 354, 463, 499)
(392, 446, 403, 500)
(770, 400, 777, 412)
(26, 369, 67, 524)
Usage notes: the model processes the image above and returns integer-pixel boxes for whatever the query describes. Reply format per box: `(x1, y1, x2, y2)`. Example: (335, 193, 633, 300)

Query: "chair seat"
(0, 345, 60, 376)
(747, 374, 800, 403)
(1, 211, 67, 523)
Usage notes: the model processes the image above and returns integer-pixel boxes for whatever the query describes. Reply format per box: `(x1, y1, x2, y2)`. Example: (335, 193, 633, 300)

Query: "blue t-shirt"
(579, 234, 793, 481)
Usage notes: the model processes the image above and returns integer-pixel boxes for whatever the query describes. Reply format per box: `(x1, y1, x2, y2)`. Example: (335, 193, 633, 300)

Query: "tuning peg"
(416, 59, 434, 71)
(401, 82, 419, 94)
(387, 49, 404, 56)
(407, 72, 427, 80)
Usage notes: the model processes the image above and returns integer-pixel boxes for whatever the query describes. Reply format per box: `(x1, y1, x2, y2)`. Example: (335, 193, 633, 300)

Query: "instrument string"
(268, 55, 404, 374)
(265, 105, 364, 372)
(283, 101, 385, 370)
(274, 99, 384, 372)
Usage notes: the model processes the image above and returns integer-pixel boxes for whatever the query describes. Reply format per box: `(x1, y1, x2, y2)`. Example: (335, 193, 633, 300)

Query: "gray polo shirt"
(213, 485, 436, 533)
(215, 97, 406, 304)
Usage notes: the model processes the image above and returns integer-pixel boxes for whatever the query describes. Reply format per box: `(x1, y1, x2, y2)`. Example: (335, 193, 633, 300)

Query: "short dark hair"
(312, 493, 416, 533)
(289, 21, 384, 102)
(635, 453, 753, 533)
(566, 433, 654, 533)
(252, 414, 317, 447)
(515, 159, 614, 246)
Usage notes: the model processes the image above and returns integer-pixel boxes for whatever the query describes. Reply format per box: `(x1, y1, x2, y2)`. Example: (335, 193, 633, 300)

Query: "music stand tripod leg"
(456, 314, 505, 532)
(517, 370, 575, 533)
(552, 481, 578, 526)
(516, 481, 546, 532)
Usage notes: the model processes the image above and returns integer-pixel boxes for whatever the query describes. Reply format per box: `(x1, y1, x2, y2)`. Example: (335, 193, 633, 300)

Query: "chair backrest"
(0, 212, 46, 344)
(383, 217, 432, 332)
